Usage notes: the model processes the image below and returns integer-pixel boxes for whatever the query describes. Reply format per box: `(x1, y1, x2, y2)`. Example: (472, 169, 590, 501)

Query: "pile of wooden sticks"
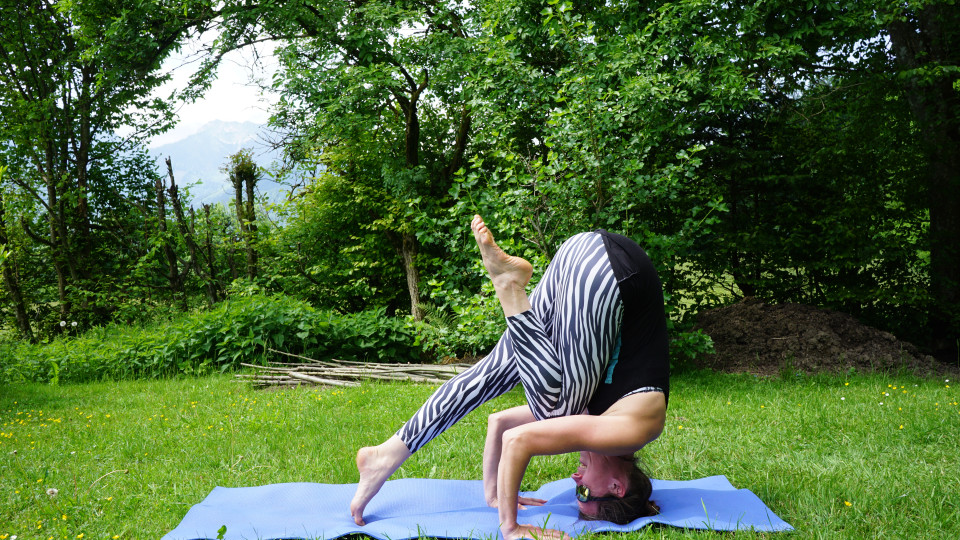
(236, 348, 471, 389)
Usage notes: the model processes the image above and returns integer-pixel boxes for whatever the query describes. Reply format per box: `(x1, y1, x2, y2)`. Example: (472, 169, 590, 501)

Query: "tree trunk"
(74, 66, 93, 260)
(0, 191, 34, 342)
(889, 6, 960, 357)
(202, 204, 221, 304)
(231, 157, 258, 280)
(401, 231, 423, 321)
(43, 144, 71, 320)
(166, 157, 227, 308)
(445, 106, 472, 183)
(394, 78, 429, 321)
(155, 164, 184, 310)
(244, 168, 258, 278)
(227, 243, 239, 281)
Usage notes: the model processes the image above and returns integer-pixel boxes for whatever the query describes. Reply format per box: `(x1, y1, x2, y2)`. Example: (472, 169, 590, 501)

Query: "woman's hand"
(518, 496, 547, 508)
(487, 495, 547, 509)
(500, 523, 571, 540)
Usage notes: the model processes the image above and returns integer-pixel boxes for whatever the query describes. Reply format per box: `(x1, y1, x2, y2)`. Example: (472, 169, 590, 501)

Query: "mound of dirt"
(693, 297, 953, 377)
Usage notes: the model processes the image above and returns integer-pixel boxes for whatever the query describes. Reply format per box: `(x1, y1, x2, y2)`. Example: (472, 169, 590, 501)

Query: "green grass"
(1, 371, 958, 539)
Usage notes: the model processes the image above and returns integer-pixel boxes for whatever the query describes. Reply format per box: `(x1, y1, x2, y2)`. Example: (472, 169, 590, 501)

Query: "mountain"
(149, 120, 287, 207)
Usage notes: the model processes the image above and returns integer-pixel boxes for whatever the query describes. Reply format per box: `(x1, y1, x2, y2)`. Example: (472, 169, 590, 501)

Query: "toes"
(350, 503, 366, 526)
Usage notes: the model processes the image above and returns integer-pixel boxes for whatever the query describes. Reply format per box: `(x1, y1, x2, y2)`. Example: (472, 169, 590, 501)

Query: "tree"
(885, 1, 960, 355)
(451, 0, 953, 359)
(0, 0, 215, 330)
(211, 0, 479, 320)
(225, 150, 260, 280)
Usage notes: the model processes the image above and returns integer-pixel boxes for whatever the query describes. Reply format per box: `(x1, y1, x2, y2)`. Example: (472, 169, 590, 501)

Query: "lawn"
(1, 370, 957, 539)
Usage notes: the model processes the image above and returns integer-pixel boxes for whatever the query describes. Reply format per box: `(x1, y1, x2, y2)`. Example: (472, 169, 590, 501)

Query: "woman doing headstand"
(350, 216, 670, 540)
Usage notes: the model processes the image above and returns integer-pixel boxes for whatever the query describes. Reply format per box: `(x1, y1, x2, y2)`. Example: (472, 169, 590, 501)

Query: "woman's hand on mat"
(518, 496, 547, 508)
(488, 495, 546, 509)
(501, 523, 570, 540)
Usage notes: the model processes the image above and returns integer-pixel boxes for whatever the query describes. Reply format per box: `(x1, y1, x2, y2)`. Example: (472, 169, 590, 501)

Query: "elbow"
(646, 422, 665, 446)
(638, 411, 667, 449)
(488, 410, 507, 432)
(501, 426, 532, 457)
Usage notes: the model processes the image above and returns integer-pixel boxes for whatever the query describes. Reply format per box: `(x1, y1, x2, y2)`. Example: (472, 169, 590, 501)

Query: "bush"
(0, 294, 425, 384)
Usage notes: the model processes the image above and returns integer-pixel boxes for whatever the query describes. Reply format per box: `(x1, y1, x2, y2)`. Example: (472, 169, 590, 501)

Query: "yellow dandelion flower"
(844, 501, 852, 507)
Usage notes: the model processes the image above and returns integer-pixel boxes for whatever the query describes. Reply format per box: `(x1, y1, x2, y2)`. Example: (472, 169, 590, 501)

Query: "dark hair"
(578, 456, 660, 525)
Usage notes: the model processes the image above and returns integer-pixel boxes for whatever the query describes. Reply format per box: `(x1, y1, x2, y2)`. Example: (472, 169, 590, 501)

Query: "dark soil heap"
(693, 297, 952, 377)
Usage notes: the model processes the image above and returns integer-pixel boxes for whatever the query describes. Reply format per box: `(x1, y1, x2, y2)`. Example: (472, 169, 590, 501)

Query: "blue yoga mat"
(162, 476, 792, 540)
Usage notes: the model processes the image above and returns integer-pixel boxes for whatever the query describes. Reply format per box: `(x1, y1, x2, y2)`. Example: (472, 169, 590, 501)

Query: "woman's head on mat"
(573, 452, 659, 524)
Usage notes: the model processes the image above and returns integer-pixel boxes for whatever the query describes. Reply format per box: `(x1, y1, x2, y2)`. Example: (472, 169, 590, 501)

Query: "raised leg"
(471, 215, 533, 317)
(472, 215, 622, 418)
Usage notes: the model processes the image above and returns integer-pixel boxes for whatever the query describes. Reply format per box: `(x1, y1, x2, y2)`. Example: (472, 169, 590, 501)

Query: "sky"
(147, 33, 279, 149)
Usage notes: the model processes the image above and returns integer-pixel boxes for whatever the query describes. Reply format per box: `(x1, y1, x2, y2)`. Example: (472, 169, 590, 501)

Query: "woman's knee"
(487, 405, 536, 431)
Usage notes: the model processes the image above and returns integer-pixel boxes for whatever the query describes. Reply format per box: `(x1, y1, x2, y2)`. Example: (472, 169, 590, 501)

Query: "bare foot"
(349, 437, 411, 526)
(471, 215, 533, 290)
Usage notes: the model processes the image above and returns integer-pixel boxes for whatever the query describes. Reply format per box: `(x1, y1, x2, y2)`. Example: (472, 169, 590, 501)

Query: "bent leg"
(510, 232, 622, 419)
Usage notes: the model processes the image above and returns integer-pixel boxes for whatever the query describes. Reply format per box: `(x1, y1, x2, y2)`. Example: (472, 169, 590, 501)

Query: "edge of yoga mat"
(162, 476, 793, 540)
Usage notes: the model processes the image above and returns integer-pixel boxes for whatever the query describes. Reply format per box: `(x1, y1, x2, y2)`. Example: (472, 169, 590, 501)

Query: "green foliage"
(2, 0, 958, 360)
(452, 0, 949, 352)
(0, 294, 424, 384)
(268, 170, 409, 313)
(416, 278, 508, 361)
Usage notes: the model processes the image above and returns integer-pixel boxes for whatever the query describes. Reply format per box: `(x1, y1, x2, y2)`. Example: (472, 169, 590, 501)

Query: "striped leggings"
(397, 232, 622, 453)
